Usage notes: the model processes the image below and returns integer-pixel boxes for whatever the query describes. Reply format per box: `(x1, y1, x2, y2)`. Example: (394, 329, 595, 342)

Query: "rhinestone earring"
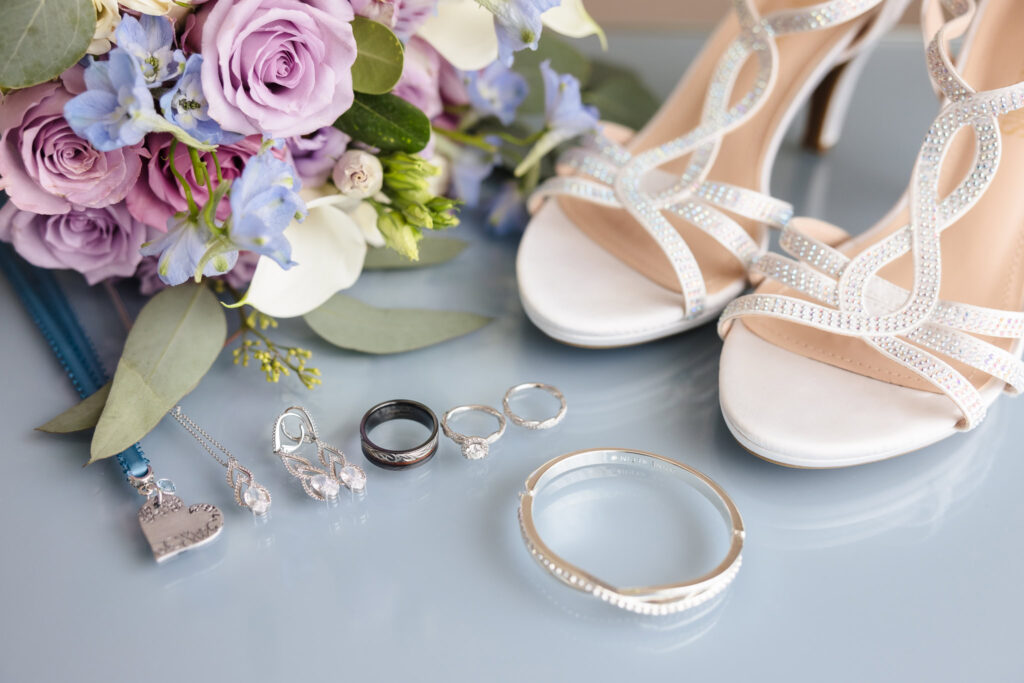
(271, 406, 366, 500)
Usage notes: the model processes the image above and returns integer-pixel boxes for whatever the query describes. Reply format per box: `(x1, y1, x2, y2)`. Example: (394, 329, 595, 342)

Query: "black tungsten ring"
(359, 399, 440, 469)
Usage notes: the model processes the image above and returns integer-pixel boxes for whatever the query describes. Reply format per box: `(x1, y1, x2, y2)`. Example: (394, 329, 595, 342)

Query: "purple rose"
(134, 256, 167, 296)
(350, 0, 436, 40)
(393, 0, 438, 40)
(0, 71, 143, 215)
(350, 0, 396, 25)
(200, 0, 358, 139)
(127, 133, 263, 231)
(0, 201, 148, 285)
(286, 126, 350, 188)
(393, 37, 443, 120)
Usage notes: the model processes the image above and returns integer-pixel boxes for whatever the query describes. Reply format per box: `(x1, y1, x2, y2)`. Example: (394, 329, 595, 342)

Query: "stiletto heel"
(802, 53, 870, 151)
(802, 0, 910, 152)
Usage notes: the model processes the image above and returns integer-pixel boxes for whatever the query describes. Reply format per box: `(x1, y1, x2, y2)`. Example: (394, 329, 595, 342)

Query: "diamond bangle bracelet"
(518, 448, 745, 616)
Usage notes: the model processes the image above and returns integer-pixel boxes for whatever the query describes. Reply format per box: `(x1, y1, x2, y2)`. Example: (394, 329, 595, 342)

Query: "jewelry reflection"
(520, 563, 733, 653)
(561, 326, 721, 435)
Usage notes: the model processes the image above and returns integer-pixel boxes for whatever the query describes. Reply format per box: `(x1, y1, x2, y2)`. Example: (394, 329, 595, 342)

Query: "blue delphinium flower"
(451, 143, 500, 207)
(141, 214, 239, 286)
(540, 59, 599, 138)
(115, 14, 185, 87)
(512, 60, 600, 177)
(487, 181, 529, 235)
(479, 0, 559, 64)
(228, 151, 307, 268)
(161, 55, 243, 145)
(465, 62, 528, 125)
(64, 50, 157, 151)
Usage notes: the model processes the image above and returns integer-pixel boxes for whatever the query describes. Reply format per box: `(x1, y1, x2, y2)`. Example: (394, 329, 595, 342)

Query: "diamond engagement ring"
(502, 382, 567, 430)
(441, 404, 507, 459)
(359, 399, 440, 469)
(518, 448, 744, 616)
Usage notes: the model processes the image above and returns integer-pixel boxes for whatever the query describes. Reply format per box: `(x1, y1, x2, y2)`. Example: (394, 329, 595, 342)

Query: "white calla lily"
(418, 1, 499, 71)
(348, 201, 386, 247)
(244, 194, 368, 318)
(541, 0, 606, 48)
(419, 0, 604, 72)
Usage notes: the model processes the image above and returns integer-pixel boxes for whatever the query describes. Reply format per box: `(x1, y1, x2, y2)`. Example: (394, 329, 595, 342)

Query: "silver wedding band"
(502, 382, 567, 430)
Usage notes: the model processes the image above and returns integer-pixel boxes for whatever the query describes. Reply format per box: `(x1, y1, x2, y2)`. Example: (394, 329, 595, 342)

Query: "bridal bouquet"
(0, 0, 654, 462)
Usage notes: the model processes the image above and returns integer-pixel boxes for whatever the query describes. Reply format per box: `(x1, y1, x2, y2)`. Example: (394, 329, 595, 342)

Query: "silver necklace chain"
(171, 405, 231, 468)
(169, 405, 272, 515)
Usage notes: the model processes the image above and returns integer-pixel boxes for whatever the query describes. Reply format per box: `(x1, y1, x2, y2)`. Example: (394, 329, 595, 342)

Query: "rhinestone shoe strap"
(528, 0, 885, 320)
(720, 0, 1024, 429)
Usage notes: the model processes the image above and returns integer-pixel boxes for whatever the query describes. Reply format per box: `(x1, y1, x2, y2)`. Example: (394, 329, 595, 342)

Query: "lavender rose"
(0, 201, 148, 285)
(127, 134, 262, 231)
(394, 37, 443, 120)
(349, 0, 436, 40)
(200, 0, 358, 139)
(0, 72, 143, 215)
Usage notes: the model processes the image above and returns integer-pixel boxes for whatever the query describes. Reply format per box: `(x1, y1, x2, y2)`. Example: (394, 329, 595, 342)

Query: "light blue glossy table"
(1, 31, 1021, 683)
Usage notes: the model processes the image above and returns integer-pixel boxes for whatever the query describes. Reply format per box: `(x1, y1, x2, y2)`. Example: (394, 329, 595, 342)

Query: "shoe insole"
(743, 0, 1024, 394)
(555, 0, 879, 296)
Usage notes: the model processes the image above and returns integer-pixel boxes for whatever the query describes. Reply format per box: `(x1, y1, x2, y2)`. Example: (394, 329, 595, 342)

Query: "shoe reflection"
(715, 399, 1006, 549)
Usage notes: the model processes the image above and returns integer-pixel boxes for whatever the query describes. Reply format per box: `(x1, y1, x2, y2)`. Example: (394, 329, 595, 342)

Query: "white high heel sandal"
(719, 0, 1024, 467)
(517, 0, 910, 348)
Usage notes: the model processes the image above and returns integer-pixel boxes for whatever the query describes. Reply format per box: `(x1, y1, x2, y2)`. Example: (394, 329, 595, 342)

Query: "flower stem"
(166, 139, 198, 216)
(495, 130, 544, 147)
(431, 125, 497, 153)
(211, 150, 223, 184)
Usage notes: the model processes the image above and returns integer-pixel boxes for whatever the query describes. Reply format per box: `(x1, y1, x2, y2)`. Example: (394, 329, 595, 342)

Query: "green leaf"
(36, 382, 110, 434)
(90, 284, 226, 462)
(304, 295, 491, 354)
(363, 238, 467, 269)
(513, 34, 591, 118)
(335, 92, 431, 153)
(350, 16, 404, 95)
(582, 61, 660, 130)
(0, 0, 95, 90)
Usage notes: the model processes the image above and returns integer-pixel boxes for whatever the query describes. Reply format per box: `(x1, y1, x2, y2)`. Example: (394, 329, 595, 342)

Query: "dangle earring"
(271, 406, 367, 500)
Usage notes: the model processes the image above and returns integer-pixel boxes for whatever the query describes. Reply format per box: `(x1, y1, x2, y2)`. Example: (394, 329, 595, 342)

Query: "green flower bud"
(377, 210, 422, 260)
(402, 204, 433, 229)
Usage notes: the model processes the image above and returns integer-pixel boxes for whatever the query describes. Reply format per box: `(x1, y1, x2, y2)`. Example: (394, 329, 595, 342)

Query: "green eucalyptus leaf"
(0, 0, 95, 90)
(335, 92, 431, 153)
(36, 381, 110, 434)
(90, 284, 226, 462)
(363, 238, 468, 269)
(513, 34, 591, 118)
(304, 295, 491, 354)
(351, 16, 404, 94)
(583, 61, 660, 130)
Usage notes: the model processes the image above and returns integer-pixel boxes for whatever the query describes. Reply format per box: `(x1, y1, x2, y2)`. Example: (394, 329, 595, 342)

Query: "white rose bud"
(332, 150, 384, 201)
(88, 0, 120, 56)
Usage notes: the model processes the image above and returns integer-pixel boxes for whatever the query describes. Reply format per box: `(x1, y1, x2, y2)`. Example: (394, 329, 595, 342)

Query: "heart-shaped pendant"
(138, 493, 223, 563)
